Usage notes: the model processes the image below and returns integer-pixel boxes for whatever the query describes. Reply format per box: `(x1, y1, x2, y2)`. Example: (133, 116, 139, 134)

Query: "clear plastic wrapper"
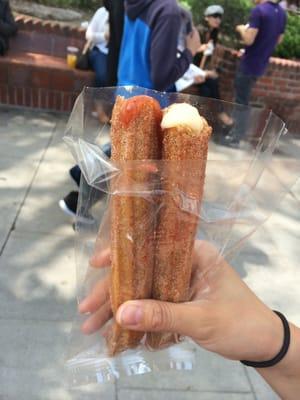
(64, 87, 299, 386)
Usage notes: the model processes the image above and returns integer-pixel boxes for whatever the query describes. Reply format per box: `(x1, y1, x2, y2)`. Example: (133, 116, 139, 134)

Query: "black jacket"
(0, 0, 18, 54)
(104, 0, 124, 86)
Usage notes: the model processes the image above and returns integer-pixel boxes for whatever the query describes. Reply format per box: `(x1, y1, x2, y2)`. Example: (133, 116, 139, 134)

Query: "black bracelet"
(241, 310, 290, 368)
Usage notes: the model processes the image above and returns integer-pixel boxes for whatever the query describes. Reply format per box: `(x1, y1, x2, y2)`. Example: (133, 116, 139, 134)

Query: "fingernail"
(117, 304, 143, 326)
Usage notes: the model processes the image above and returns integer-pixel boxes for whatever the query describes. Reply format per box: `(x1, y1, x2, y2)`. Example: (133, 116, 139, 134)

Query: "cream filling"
(161, 103, 203, 135)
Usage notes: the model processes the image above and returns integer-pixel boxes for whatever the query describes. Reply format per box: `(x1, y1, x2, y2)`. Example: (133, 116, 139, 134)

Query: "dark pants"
(234, 70, 257, 106)
(231, 69, 258, 141)
(0, 36, 7, 55)
(88, 47, 108, 87)
(106, 0, 125, 86)
(70, 143, 112, 187)
(198, 77, 220, 100)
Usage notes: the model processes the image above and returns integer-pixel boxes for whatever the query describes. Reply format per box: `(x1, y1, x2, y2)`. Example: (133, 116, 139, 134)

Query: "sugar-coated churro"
(108, 95, 162, 355)
(148, 103, 212, 349)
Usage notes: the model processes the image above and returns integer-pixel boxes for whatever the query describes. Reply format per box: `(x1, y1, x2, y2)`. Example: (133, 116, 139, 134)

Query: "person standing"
(86, 5, 109, 87)
(59, 0, 200, 219)
(105, 0, 125, 86)
(0, 0, 17, 56)
(192, 5, 233, 130)
(224, 0, 286, 147)
(59, 2, 121, 219)
(117, 0, 200, 91)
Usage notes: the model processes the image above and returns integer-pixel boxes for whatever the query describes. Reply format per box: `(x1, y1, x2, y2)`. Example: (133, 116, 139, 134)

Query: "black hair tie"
(241, 311, 290, 368)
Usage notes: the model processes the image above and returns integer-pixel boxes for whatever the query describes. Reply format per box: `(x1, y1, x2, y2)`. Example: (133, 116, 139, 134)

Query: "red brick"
(253, 89, 267, 97)
(56, 91, 62, 111)
(16, 87, 23, 105)
(30, 31, 52, 55)
(8, 65, 31, 86)
(40, 89, 48, 109)
(53, 36, 70, 58)
(43, 21, 54, 34)
(51, 23, 61, 34)
(32, 19, 42, 30)
(275, 78, 288, 86)
(0, 62, 8, 84)
(8, 87, 17, 105)
(62, 92, 71, 111)
(48, 91, 55, 110)
(23, 18, 34, 31)
(15, 15, 24, 23)
(24, 87, 31, 107)
(259, 77, 273, 86)
(32, 88, 39, 108)
(51, 70, 74, 91)
(0, 85, 8, 103)
(31, 69, 51, 89)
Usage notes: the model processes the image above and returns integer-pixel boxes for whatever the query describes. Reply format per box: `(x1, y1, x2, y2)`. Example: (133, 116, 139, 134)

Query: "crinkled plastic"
(64, 86, 299, 386)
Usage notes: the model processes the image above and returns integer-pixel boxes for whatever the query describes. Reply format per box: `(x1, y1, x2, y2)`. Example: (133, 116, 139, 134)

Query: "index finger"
(90, 247, 111, 268)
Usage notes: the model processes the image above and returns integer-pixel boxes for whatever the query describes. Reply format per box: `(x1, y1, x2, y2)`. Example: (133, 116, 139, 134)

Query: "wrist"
(240, 307, 283, 363)
(258, 310, 285, 362)
(256, 324, 300, 399)
(263, 323, 300, 376)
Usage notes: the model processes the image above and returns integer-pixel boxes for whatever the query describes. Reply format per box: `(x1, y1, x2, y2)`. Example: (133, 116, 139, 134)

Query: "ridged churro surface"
(108, 95, 162, 355)
(148, 113, 212, 349)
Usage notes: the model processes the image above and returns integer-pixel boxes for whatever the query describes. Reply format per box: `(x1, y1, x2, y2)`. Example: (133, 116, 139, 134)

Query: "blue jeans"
(235, 70, 257, 106)
(88, 47, 108, 87)
(231, 69, 258, 141)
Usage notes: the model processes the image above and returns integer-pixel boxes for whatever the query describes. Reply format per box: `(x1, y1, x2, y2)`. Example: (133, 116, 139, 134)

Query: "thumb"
(116, 299, 202, 337)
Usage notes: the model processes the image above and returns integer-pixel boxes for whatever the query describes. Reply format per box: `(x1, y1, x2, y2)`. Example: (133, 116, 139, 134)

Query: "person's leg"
(88, 47, 108, 87)
(224, 70, 257, 144)
(61, 144, 111, 218)
(205, 78, 220, 100)
(0, 37, 6, 56)
(102, 142, 111, 158)
(69, 165, 82, 187)
(197, 81, 212, 98)
(234, 70, 257, 106)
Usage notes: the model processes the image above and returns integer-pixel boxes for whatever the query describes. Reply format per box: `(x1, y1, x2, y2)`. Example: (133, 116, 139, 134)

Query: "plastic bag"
(64, 86, 299, 386)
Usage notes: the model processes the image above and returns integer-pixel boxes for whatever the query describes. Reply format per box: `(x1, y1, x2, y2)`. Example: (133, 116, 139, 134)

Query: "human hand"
(194, 75, 205, 84)
(198, 43, 208, 53)
(204, 69, 218, 79)
(236, 24, 246, 34)
(79, 242, 283, 363)
(78, 248, 112, 334)
(186, 28, 201, 57)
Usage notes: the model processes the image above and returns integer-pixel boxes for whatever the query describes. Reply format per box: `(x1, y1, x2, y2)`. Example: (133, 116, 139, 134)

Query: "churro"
(108, 95, 162, 355)
(148, 103, 212, 349)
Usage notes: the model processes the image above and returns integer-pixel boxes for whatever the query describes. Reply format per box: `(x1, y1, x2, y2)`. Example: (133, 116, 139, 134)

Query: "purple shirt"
(240, 1, 286, 77)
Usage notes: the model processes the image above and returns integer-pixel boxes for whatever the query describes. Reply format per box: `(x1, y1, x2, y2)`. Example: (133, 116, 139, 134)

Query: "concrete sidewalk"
(0, 105, 299, 400)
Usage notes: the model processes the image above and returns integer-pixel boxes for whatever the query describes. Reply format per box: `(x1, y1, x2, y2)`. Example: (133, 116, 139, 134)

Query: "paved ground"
(0, 105, 299, 400)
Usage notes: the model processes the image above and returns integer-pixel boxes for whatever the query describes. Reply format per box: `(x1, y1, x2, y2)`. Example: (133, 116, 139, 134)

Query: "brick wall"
(0, 62, 94, 111)
(12, 15, 86, 57)
(0, 15, 94, 112)
(213, 46, 300, 135)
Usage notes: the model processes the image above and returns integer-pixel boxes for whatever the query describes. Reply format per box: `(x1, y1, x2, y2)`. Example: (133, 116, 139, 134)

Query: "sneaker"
(221, 135, 240, 149)
(58, 191, 78, 218)
(69, 165, 81, 187)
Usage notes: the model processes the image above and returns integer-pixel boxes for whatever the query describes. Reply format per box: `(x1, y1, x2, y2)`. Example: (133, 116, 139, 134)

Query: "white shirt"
(86, 7, 109, 55)
(175, 64, 206, 92)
